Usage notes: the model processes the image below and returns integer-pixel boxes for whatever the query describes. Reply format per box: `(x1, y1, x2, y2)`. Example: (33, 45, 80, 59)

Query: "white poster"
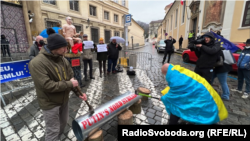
(97, 44, 107, 52)
(83, 41, 94, 49)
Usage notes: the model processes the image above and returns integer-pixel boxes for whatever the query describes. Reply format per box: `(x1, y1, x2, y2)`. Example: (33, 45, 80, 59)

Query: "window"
(122, 0, 125, 6)
(114, 31, 120, 36)
(171, 15, 173, 30)
(242, 1, 250, 27)
(175, 9, 178, 27)
(114, 0, 118, 3)
(69, 0, 79, 11)
(90, 5, 96, 16)
(46, 21, 58, 28)
(182, 0, 185, 23)
(114, 14, 118, 22)
(74, 25, 82, 33)
(43, 0, 56, 5)
(104, 11, 109, 20)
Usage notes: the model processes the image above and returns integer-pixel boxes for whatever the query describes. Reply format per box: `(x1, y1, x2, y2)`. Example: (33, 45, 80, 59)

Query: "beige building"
(127, 19, 145, 47)
(1, 0, 144, 51)
(159, 0, 250, 51)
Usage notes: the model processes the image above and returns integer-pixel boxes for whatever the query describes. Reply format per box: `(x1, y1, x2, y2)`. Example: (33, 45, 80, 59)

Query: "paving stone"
(2, 126, 15, 137)
(152, 105, 163, 112)
(146, 112, 154, 119)
(148, 109, 156, 114)
(155, 121, 161, 125)
(154, 116, 162, 122)
(147, 118, 156, 125)
(101, 123, 111, 131)
(26, 120, 39, 129)
(104, 134, 116, 141)
(66, 130, 75, 139)
(21, 133, 37, 141)
(17, 125, 30, 137)
(156, 111, 163, 117)
(108, 127, 118, 137)
(0, 121, 11, 129)
(0, 116, 9, 124)
(5, 133, 20, 141)
(110, 120, 118, 127)
(232, 110, 247, 116)
(140, 122, 150, 125)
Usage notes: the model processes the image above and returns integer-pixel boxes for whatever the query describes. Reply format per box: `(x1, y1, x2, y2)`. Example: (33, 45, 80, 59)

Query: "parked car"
(181, 42, 245, 72)
(156, 40, 165, 53)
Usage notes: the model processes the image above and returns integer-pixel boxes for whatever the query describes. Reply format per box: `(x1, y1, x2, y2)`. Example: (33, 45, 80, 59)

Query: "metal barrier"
(117, 50, 152, 70)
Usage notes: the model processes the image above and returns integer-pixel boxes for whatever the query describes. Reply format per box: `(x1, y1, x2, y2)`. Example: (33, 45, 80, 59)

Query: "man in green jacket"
(29, 28, 87, 141)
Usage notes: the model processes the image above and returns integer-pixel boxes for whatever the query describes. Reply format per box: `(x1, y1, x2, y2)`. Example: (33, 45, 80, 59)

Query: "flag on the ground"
(181, 0, 184, 5)
(161, 64, 228, 125)
(210, 31, 239, 53)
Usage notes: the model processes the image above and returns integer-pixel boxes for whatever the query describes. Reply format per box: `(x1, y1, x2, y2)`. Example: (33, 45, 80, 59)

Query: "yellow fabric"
(171, 65, 228, 121)
(99, 37, 104, 41)
(188, 33, 193, 38)
(161, 86, 170, 96)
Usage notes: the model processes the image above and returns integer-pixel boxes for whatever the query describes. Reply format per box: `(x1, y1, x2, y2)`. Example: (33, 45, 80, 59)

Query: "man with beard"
(28, 28, 87, 141)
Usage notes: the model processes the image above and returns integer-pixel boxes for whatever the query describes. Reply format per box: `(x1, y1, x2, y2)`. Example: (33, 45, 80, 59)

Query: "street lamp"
(86, 18, 90, 28)
(131, 36, 133, 50)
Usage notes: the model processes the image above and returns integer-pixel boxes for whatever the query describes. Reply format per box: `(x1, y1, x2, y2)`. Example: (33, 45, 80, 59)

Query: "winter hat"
(83, 34, 88, 37)
(46, 28, 68, 50)
(99, 37, 103, 41)
(246, 39, 250, 45)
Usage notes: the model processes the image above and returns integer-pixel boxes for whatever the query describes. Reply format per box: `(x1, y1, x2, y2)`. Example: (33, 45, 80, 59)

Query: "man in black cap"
(29, 28, 87, 141)
(1, 34, 11, 57)
(231, 38, 250, 99)
(188, 32, 221, 84)
(82, 34, 95, 81)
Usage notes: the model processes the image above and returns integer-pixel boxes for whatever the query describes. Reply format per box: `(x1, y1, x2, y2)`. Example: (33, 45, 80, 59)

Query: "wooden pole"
(118, 109, 133, 125)
(137, 87, 151, 101)
(84, 128, 104, 141)
(129, 99, 141, 114)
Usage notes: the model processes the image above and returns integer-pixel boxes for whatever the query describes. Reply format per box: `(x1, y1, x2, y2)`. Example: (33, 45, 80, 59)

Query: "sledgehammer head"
(85, 101, 95, 115)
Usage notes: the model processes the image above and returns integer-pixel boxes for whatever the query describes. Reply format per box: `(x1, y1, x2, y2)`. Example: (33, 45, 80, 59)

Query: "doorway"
(91, 28, 99, 44)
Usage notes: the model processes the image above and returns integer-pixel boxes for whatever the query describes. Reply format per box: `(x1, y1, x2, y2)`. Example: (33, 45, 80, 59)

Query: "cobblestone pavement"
(1, 42, 250, 141)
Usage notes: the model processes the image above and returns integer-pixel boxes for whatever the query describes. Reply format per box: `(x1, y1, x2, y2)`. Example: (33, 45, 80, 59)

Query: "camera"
(188, 36, 204, 51)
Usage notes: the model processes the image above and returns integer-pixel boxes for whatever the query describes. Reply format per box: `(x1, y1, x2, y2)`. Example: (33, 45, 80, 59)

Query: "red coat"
(72, 43, 82, 54)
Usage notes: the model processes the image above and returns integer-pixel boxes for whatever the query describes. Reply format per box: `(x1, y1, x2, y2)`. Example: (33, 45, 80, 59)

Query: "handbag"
(222, 50, 236, 65)
(215, 56, 223, 67)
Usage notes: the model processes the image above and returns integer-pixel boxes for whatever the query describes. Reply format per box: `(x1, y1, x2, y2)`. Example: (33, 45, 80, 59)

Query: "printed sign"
(83, 41, 94, 49)
(97, 44, 107, 52)
(0, 60, 31, 83)
(71, 59, 80, 67)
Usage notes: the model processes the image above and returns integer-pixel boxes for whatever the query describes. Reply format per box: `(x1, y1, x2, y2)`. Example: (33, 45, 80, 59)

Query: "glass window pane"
(247, 9, 250, 15)
(245, 20, 250, 24)
(74, 1, 79, 11)
(94, 7, 96, 16)
(246, 14, 250, 20)
(70, 1, 73, 10)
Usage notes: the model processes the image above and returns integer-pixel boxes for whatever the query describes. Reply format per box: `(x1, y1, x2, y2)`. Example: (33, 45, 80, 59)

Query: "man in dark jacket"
(107, 39, 122, 74)
(179, 35, 183, 50)
(162, 36, 176, 64)
(1, 34, 11, 57)
(29, 28, 87, 141)
(188, 32, 221, 84)
(29, 35, 45, 60)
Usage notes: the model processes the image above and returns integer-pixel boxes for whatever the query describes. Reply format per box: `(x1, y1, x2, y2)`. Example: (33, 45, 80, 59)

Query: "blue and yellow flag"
(160, 64, 228, 124)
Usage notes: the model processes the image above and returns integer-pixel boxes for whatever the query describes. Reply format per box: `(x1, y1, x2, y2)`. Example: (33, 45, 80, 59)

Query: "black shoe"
(85, 78, 88, 81)
(81, 84, 86, 88)
(90, 77, 95, 79)
(100, 74, 102, 78)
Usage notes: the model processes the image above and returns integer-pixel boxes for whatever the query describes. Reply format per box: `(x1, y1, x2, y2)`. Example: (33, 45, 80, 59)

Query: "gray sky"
(129, 0, 174, 24)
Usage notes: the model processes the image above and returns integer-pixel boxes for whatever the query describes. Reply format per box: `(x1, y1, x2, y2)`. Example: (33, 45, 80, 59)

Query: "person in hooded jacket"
(29, 35, 45, 60)
(1, 34, 11, 57)
(211, 47, 232, 101)
(162, 36, 176, 64)
(188, 32, 221, 84)
(231, 39, 250, 99)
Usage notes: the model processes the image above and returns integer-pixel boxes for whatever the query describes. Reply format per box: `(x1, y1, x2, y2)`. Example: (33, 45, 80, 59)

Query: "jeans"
(1, 45, 11, 57)
(211, 72, 230, 100)
(238, 68, 250, 93)
(83, 59, 93, 78)
(107, 58, 117, 72)
(42, 103, 68, 141)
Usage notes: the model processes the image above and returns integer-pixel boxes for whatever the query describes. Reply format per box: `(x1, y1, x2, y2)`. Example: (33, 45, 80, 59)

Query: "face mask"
(245, 46, 250, 48)
(39, 40, 45, 45)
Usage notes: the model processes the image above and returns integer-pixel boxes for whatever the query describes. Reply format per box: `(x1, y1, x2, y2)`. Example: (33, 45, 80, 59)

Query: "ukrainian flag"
(160, 64, 228, 124)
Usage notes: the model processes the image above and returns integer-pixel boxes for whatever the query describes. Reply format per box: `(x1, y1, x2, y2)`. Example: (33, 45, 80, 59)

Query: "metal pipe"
(72, 91, 142, 141)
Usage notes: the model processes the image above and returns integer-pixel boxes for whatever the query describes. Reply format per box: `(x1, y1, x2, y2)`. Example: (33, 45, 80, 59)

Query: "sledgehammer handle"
(76, 86, 93, 108)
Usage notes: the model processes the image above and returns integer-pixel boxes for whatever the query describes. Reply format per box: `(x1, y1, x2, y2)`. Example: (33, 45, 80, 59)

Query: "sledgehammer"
(76, 85, 95, 115)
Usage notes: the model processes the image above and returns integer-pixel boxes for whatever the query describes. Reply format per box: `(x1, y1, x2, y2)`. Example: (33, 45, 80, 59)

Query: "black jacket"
(214, 48, 233, 73)
(188, 32, 221, 69)
(164, 39, 176, 53)
(1, 38, 9, 48)
(179, 37, 183, 43)
(107, 42, 122, 59)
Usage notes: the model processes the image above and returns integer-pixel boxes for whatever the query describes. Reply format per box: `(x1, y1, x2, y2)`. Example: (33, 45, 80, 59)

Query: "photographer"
(188, 32, 221, 84)
(162, 36, 176, 64)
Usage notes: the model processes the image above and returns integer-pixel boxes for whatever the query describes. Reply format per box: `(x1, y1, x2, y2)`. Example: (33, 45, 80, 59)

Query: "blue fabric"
(40, 27, 61, 38)
(107, 58, 117, 72)
(211, 31, 239, 53)
(160, 64, 222, 125)
(237, 48, 250, 70)
(212, 72, 230, 100)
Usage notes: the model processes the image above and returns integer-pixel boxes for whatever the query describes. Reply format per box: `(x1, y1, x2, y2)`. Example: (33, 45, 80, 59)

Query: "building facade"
(148, 20, 162, 39)
(159, 0, 250, 51)
(1, 0, 144, 54)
